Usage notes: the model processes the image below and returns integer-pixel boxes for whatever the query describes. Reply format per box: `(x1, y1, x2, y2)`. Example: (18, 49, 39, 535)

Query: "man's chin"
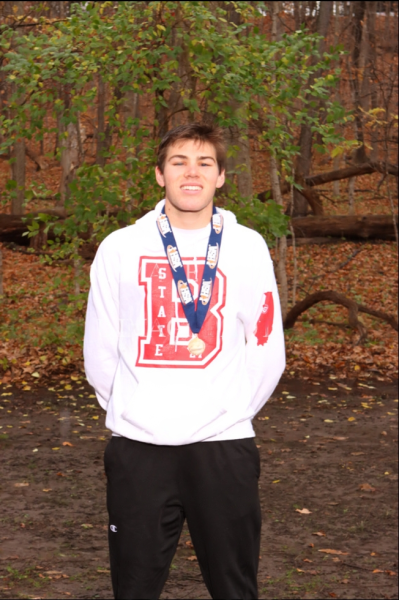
(165, 197, 214, 214)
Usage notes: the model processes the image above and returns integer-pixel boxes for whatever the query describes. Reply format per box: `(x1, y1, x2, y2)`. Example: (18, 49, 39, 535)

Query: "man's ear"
(216, 169, 225, 189)
(155, 166, 165, 187)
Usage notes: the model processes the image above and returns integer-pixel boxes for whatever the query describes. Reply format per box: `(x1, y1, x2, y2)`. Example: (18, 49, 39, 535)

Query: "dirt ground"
(0, 376, 397, 600)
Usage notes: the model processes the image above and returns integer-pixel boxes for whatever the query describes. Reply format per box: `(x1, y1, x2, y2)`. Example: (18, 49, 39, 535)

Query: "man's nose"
(184, 162, 200, 177)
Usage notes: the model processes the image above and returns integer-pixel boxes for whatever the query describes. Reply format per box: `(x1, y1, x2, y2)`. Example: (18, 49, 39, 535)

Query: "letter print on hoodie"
(137, 257, 226, 368)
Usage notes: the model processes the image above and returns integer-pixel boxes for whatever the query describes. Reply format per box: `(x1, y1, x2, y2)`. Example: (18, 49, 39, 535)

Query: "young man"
(84, 123, 285, 600)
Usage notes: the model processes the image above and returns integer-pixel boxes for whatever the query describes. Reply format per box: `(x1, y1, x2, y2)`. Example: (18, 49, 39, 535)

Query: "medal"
(157, 205, 223, 356)
(187, 335, 206, 356)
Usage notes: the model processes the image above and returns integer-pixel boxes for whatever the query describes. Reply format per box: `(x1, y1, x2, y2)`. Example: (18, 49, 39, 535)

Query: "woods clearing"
(0, 378, 397, 599)
(0, 3, 397, 598)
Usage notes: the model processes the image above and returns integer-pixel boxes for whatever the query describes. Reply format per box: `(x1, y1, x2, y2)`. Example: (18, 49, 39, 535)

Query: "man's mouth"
(181, 185, 202, 191)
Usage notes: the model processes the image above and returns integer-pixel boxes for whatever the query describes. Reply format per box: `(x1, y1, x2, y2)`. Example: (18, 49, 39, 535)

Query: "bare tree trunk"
(293, 0, 333, 216)
(344, 1, 368, 213)
(57, 122, 79, 207)
(270, 1, 282, 41)
(293, 1, 302, 29)
(225, 101, 253, 199)
(351, 1, 367, 148)
(154, 90, 169, 139)
(386, 177, 399, 246)
(123, 90, 140, 126)
(366, 1, 379, 160)
(11, 137, 26, 215)
(48, 1, 66, 18)
(348, 176, 356, 215)
(333, 155, 341, 196)
(96, 75, 106, 167)
(289, 183, 297, 307)
(270, 155, 288, 319)
(8, 1, 26, 215)
(269, 0, 288, 318)
(222, 3, 253, 199)
(0, 247, 3, 297)
(384, 0, 391, 37)
(359, 8, 369, 110)
(74, 257, 81, 295)
(123, 90, 141, 209)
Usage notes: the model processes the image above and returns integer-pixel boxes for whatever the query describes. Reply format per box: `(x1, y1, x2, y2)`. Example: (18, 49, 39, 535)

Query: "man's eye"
(200, 163, 211, 167)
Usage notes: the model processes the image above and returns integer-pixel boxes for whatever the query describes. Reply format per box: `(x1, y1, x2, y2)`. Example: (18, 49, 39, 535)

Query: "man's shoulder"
(227, 221, 268, 250)
(96, 223, 141, 260)
(102, 222, 140, 246)
(100, 206, 161, 250)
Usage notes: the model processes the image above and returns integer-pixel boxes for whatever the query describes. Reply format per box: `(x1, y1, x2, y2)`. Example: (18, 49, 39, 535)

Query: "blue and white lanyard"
(156, 205, 223, 335)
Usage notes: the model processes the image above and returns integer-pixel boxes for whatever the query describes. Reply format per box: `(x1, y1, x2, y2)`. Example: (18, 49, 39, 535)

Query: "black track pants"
(104, 436, 261, 600)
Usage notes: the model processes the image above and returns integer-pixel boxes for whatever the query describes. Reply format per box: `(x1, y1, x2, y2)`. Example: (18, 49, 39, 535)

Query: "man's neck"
(164, 200, 213, 230)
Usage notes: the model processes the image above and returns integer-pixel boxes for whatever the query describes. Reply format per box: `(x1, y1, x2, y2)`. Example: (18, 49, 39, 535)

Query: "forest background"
(0, 3, 397, 599)
(0, 0, 397, 387)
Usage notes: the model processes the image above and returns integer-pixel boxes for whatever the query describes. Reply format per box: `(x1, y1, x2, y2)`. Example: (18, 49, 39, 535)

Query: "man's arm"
(243, 238, 286, 416)
(84, 237, 120, 409)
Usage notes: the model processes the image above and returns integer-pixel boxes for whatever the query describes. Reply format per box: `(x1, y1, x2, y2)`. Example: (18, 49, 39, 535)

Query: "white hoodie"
(84, 200, 285, 445)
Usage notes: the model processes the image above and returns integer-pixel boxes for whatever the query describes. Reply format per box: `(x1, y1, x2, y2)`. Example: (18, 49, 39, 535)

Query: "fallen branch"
(284, 291, 367, 344)
(357, 304, 398, 331)
(283, 291, 398, 344)
(291, 215, 398, 240)
(25, 146, 48, 171)
(2, 146, 49, 171)
(257, 161, 398, 202)
(306, 161, 398, 187)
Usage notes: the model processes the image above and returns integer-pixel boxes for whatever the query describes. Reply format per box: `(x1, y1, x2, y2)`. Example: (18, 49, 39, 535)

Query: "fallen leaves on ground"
(0, 238, 397, 387)
(296, 508, 312, 514)
(359, 482, 376, 492)
(278, 241, 398, 380)
(319, 549, 348, 555)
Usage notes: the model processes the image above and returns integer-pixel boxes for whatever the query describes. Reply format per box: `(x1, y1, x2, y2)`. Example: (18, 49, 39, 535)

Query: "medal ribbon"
(157, 205, 223, 336)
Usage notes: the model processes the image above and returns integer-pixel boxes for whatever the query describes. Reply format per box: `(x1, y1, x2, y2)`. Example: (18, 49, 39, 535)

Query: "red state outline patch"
(254, 291, 274, 346)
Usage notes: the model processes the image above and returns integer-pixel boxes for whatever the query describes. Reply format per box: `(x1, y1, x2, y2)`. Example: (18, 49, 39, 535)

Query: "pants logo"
(110, 524, 117, 533)
(136, 257, 226, 368)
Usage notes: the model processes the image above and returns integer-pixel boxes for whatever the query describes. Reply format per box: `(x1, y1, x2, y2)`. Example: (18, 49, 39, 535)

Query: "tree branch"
(257, 161, 398, 202)
(284, 291, 367, 344)
(283, 291, 398, 347)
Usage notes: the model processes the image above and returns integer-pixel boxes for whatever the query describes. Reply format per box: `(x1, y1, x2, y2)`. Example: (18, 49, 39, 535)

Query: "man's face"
(155, 139, 225, 218)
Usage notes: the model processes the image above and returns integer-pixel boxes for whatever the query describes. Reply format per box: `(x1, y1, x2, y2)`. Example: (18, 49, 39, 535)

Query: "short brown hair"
(156, 123, 226, 174)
